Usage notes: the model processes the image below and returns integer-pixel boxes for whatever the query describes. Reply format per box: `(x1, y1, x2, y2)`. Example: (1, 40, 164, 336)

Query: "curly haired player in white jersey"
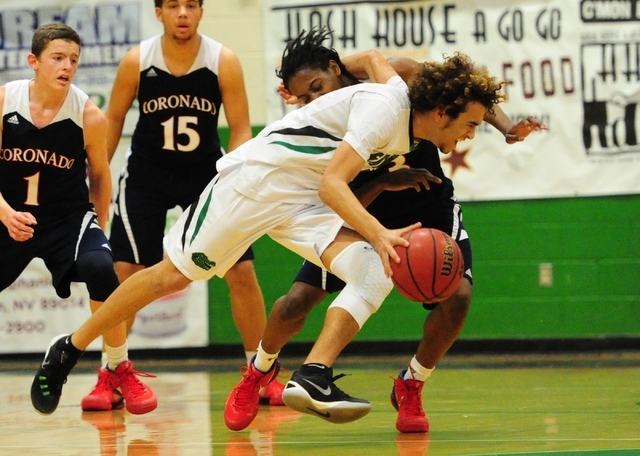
(30, 43, 506, 425)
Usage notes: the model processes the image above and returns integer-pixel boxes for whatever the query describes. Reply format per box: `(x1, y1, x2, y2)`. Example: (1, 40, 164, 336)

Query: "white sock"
(253, 341, 279, 373)
(101, 351, 108, 368)
(105, 342, 128, 370)
(245, 350, 257, 366)
(404, 355, 434, 382)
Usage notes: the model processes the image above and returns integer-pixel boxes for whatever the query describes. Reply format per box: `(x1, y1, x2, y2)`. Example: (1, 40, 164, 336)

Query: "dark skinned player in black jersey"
(225, 28, 546, 433)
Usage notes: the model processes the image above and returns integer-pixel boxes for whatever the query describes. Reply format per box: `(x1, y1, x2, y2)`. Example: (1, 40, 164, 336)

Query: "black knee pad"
(75, 250, 120, 302)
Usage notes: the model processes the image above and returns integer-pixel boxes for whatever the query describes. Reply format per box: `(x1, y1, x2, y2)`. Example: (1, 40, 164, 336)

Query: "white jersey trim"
(139, 34, 223, 76)
(3, 79, 87, 129)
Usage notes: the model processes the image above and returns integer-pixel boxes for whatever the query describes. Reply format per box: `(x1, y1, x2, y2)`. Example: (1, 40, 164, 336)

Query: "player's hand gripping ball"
(390, 228, 464, 304)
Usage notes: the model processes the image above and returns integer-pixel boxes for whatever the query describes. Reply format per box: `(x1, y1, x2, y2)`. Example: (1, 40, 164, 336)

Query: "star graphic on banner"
(442, 146, 472, 177)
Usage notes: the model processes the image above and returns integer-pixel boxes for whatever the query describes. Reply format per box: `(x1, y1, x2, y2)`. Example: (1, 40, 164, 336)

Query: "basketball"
(390, 228, 464, 304)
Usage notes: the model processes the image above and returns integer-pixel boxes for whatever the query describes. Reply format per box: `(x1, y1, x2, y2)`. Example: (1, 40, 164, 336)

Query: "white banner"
(0, 0, 209, 352)
(0, 259, 209, 352)
(0, 0, 162, 132)
(263, 0, 640, 201)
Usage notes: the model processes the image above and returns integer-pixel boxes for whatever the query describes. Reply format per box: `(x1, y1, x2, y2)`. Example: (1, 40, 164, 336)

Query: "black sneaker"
(31, 334, 83, 414)
(282, 366, 371, 423)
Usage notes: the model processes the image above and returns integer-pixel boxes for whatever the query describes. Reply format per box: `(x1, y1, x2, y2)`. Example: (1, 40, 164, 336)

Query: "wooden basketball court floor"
(1, 352, 639, 456)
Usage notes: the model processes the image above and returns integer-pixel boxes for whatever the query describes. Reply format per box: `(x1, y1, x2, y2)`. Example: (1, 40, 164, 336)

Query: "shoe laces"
(233, 366, 262, 407)
(326, 372, 354, 398)
(118, 367, 156, 396)
(276, 366, 291, 382)
(399, 381, 425, 417)
(93, 369, 115, 391)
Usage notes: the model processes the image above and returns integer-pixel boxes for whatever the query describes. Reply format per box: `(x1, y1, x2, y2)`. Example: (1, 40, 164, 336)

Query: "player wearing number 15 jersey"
(109, 33, 228, 267)
(102, 0, 281, 409)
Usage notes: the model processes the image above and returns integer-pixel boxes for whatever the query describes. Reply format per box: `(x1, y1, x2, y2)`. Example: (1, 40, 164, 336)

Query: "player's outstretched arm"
(344, 53, 547, 144)
(219, 47, 252, 152)
(341, 49, 399, 84)
(483, 105, 547, 144)
(105, 47, 139, 162)
(503, 116, 548, 143)
(84, 101, 112, 231)
(353, 168, 442, 208)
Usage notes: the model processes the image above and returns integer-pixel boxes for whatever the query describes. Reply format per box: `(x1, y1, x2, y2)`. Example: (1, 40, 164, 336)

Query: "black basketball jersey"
(131, 35, 225, 171)
(351, 140, 456, 230)
(0, 80, 92, 226)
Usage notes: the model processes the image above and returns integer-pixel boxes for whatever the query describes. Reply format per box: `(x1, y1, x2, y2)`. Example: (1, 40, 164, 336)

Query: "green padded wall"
(208, 194, 640, 343)
(211, 128, 640, 344)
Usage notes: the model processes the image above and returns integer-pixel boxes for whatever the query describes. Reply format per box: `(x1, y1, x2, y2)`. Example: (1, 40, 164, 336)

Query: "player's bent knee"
(327, 241, 393, 328)
(159, 260, 192, 292)
(451, 279, 472, 306)
(272, 295, 303, 322)
(275, 290, 316, 321)
(449, 291, 471, 314)
(76, 250, 119, 302)
(440, 279, 472, 319)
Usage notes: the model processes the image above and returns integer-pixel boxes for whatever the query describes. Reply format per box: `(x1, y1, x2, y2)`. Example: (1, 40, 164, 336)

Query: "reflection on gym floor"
(1, 355, 639, 455)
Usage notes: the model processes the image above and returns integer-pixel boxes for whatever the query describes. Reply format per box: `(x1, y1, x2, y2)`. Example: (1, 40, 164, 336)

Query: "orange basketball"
(390, 228, 464, 304)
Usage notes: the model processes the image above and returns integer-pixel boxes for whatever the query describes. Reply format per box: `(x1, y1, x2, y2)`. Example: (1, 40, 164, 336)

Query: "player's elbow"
(318, 177, 333, 204)
(363, 49, 386, 66)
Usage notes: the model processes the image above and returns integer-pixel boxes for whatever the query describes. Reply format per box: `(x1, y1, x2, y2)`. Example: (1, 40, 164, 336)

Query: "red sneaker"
(224, 360, 280, 431)
(390, 371, 429, 433)
(259, 378, 286, 406)
(112, 361, 157, 415)
(81, 368, 124, 411)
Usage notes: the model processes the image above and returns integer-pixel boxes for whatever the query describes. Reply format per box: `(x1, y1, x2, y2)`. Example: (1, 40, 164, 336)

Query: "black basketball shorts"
(0, 210, 112, 299)
(292, 212, 472, 310)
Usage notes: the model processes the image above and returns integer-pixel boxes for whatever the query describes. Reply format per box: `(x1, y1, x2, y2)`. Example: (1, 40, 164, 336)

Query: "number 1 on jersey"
(161, 116, 200, 152)
(24, 172, 40, 206)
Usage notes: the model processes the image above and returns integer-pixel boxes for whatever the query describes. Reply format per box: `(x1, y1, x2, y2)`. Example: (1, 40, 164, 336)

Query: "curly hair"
(276, 28, 358, 89)
(408, 52, 505, 118)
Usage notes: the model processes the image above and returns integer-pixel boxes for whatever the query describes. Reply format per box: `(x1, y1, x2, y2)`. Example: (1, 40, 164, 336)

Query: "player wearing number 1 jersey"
(0, 23, 156, 416)
(98, 0, 283, 410)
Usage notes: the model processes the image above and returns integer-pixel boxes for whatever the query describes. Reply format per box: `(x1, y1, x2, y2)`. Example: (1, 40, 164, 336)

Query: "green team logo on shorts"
(192, 252, 216, 270)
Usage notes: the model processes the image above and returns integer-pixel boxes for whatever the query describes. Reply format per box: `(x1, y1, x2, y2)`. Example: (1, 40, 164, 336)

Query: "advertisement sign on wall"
(263, 0, 640, 201)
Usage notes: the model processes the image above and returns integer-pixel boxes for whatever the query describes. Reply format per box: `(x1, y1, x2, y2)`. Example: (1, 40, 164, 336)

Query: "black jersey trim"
(266, 125, 342, 142)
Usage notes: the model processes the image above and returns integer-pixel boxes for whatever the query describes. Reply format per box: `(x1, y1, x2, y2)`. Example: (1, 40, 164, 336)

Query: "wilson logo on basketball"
(390, 228, 464, 304)
(440, 236, 455, 277)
